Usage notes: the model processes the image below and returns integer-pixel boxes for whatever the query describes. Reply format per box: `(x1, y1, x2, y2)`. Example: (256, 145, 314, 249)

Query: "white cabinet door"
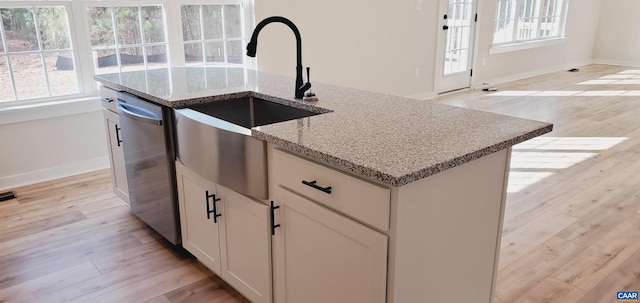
(176, 163, 221, 273)
(272, 187, 388, 303)
(218, 185, 272, 303)
(103, 109, 129, 204)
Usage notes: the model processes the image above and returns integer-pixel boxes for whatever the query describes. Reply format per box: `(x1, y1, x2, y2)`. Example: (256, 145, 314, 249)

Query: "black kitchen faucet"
(246, 16, 312, 99)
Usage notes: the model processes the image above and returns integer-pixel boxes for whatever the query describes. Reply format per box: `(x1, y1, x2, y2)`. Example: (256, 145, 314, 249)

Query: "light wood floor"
(1, 64, 639, 302)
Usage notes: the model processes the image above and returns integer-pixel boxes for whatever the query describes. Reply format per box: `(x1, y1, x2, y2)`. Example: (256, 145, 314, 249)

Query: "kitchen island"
(96, 66, 552, 303)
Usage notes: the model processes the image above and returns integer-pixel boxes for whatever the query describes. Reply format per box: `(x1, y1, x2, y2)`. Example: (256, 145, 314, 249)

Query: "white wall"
(254, 0, 603, 96)
(254, 0, 440, 97)
(0, 109, 109, 190)
(592, 0, 640, 66)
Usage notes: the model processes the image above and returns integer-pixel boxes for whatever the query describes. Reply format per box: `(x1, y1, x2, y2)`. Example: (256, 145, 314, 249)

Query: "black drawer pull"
(205, 190, 221, 223)
(270, 201, 280, 236)
(301, 180, 332, 194)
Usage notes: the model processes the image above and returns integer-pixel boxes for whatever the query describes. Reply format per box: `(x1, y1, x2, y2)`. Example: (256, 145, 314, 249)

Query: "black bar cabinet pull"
(205, 191, 222, 223)
(115, 124, 122, 147)
(205, 190, 215, 220)
(212, 194, 222, 223)
(301, 180, 332, 194)
(270, 201, 280, 236)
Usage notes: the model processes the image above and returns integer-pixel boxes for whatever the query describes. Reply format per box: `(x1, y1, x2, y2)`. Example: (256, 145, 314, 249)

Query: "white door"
(435, 0, 478, 93)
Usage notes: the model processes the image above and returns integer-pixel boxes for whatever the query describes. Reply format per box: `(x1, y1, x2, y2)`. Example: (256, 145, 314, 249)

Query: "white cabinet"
(176, 162, 272, 303)
(102, 106, 129, 205)
(269, 148, 388, 303)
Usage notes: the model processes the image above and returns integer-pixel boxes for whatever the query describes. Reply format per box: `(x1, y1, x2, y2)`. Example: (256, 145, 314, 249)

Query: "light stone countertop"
(95, 67, 553, 187)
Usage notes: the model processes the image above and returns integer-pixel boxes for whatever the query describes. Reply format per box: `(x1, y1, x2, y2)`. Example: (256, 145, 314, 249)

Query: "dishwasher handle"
(117, 102, 163, 125)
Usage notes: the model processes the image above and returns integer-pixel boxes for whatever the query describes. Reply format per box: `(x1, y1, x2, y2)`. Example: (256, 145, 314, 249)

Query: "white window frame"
(85, 3, 171, 75)
(0, 2, 86, 106)
(490, 0, 568, 54)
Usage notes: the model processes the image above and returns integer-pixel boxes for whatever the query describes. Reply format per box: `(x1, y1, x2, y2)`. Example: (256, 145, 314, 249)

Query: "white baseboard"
(590, 59, 640, 68)
(0, 156, 110, 191)
(473, 59, 594, 88)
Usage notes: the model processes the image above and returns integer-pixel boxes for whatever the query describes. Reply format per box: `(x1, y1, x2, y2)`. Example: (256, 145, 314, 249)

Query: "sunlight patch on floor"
(507, 137, 628, 193)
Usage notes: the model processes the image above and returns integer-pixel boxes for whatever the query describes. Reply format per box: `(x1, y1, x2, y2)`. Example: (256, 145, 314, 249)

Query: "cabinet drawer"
(271, 149, 390, 231)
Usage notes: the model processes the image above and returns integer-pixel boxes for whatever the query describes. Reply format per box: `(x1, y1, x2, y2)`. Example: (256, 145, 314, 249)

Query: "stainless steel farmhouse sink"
(174, 96, 325, 200)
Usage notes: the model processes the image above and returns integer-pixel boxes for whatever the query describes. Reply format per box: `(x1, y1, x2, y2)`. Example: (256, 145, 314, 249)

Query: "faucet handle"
(306, 67, 311, 84)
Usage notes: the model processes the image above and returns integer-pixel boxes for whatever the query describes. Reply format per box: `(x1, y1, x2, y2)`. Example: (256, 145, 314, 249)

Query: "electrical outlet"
(414, 67, 420, 77)
(416, 0, 423, 10)
(482, 57, 487, 66)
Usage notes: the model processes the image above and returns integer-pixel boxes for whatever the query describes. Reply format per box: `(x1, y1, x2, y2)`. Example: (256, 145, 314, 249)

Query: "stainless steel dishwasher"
(117, 92, 180, 245)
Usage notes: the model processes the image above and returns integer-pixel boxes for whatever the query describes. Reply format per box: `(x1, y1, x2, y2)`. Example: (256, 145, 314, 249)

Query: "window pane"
(45, 52, 78, 96)
(181, 6, 201, 41)
(0, 35, 4, 53)
(87, 7, 115, 46)
(146, 45, 167, 69)
(119, 47, 144, 71)
(36, 7, 71, 50)
(203, 5, 223, 40)
(11, 54, 47, 99)
(184, 43, 203, 65)
(116, 7, 142, 45)
(2, 8, 39, 52)
(94, 49, 118, 74)
(224, 5, 242, 39)
(204, 41, 224, 63)
(141, 5, 165, 43)
(0, 57, 13, 101)
(226, 40, 243, 64)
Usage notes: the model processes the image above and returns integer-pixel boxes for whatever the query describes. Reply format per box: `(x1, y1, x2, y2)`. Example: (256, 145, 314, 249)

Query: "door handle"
(443, 25, 449, 30)
(117, 102, 163, 125)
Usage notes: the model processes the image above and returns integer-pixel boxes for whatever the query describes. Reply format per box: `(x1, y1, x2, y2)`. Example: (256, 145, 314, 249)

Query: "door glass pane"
(203, 5, 223, 40)
(181, 5, 201, 41)
(141, 5, 165, 43)
(223, 5, 242, 39)
(116, 7, 142, 45)
(444, 0, 473, 75)
(87, 7, 115, 46)
(36, 7, 71, 50)
(11, 54, 47, 99)
(0, 57, 13, 101)
(2, 8, 39, 52)
(45, 51, 78, 96)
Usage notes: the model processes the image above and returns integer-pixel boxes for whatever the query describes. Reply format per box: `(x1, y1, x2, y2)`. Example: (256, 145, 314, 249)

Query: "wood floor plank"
(494, 236, 585, 303)
(552, 221, 640, 291)
(576, 248, 640, 303)
(73, 263, 208, 303)
(0, 262, 101, 303)
(498, 213, 578, 270)
(162, 276, 251, 303)
(0, 210, 86, 243)
(513, 278, 586, 303)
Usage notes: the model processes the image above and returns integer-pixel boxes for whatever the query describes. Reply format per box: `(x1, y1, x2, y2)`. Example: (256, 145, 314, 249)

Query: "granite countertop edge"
(253, 124, 553, 187)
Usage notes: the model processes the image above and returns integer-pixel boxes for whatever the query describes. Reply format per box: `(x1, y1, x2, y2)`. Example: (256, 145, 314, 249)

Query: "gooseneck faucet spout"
(246, 16, 311, 99)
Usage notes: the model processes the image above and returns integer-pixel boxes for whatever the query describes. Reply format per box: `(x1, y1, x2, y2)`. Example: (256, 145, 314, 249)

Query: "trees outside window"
(0, 6, 78, 101)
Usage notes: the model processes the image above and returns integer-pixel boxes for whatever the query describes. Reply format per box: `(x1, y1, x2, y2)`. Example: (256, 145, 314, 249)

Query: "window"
(0, 5, 79, 101)
(0, 0, 250, 106)
(181, 4, 245, 66)
(493, 0, 566, 45)
(86, 4, 169, 75)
